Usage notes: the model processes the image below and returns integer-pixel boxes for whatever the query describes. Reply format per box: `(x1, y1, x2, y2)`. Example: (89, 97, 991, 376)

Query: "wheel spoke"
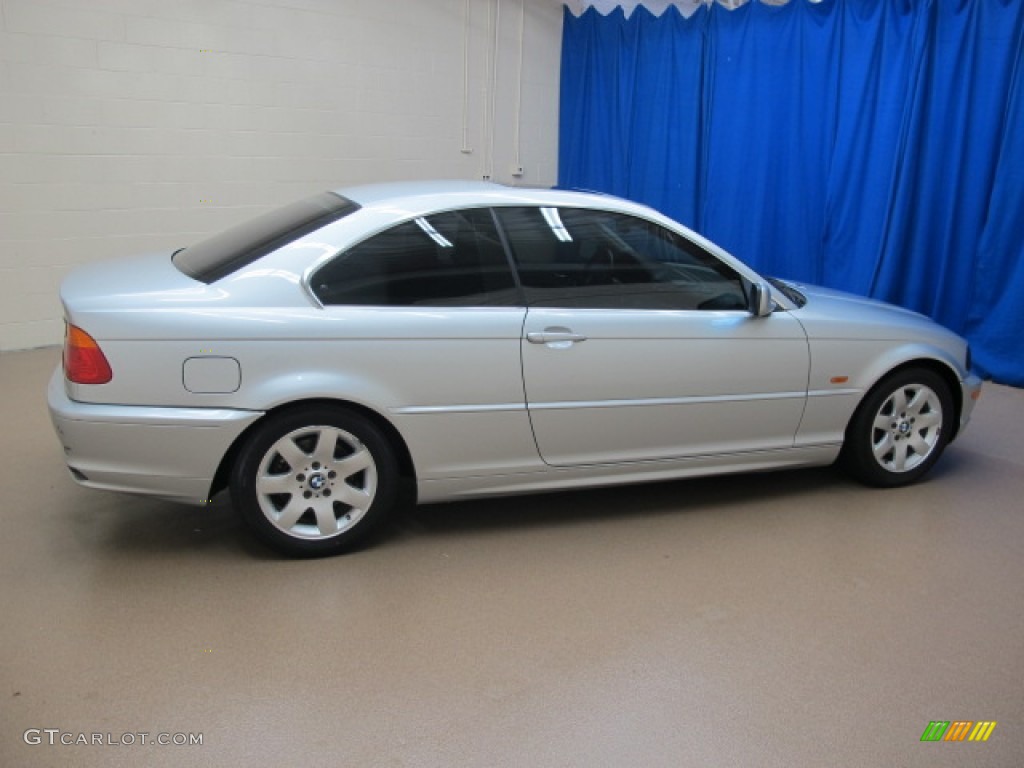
(915, 411, 942, 430)
(872, 433, 894, 463)
(257, 473, 295, 495)
(890, 439, 910, 471)
(335, 484, 372, 511)
(275, 497, 306, 531)
(333, 447, 373, 479)
(888, 388, 908, 416)
(314, 501, 338, 536)
(274, 436, 310, 471)
(311, 428, 340, 466)
(908, 433, 932, 457)
(905, 387, 931, 416)
(873, 412, 893, 432)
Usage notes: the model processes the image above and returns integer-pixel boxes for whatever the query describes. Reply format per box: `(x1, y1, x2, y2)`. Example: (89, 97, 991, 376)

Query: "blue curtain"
(559, 0, 1024, 385)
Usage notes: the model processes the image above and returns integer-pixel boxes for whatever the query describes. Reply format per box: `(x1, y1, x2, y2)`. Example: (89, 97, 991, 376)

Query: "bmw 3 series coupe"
(48, 181, 983, 556)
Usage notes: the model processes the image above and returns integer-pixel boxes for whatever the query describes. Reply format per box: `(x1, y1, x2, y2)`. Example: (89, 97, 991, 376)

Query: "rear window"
(172, 192, 359, 283)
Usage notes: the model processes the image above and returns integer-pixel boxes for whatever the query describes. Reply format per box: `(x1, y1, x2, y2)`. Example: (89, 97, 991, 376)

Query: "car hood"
(782, 281, 954, 342)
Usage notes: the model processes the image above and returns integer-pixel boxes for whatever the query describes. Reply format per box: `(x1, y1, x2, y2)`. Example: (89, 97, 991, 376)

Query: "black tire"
(840, 367, 954, 488)
(230, 405, 399, 557)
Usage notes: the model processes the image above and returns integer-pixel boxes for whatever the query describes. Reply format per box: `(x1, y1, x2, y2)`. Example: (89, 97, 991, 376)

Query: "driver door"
(496, 206, 810, 467)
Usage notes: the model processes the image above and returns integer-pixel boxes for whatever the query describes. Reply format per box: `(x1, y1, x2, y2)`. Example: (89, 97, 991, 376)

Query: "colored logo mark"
(921, 720, 997, 742)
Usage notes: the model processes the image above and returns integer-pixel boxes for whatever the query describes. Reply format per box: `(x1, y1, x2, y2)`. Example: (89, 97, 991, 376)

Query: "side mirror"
(749, 281, 773, 317)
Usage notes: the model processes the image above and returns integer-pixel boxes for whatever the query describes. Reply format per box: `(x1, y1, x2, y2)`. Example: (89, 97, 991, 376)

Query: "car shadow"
(398, 465, 847, 540)
(67, 492, 273, 560)
(74, 466, 840, 560)
(77, 451, 980, 559)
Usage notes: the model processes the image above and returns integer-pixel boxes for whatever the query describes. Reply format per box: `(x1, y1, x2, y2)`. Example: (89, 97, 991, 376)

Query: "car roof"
(332, 179, 641, 216)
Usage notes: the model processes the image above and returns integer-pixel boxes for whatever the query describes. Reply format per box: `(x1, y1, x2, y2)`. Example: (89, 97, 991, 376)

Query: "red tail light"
(63, 324, 113, 384)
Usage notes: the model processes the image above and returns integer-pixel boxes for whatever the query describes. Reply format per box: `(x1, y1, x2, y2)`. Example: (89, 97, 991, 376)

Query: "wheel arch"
(850, 357, 964, 441)
(208, 398, 417, 501)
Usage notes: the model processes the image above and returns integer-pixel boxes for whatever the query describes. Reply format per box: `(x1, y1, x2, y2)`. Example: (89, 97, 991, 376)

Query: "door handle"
(526, 329, 587, 345)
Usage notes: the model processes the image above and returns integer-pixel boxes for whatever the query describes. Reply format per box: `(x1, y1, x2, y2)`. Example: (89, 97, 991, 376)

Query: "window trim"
(303, 203, 755, 313)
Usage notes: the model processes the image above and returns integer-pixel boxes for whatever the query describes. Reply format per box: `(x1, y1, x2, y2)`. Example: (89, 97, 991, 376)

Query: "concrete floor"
(1, 346, 1022, 767)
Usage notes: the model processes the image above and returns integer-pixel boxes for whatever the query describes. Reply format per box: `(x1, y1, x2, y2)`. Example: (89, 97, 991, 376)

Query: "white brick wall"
(0, 0, 563, 350)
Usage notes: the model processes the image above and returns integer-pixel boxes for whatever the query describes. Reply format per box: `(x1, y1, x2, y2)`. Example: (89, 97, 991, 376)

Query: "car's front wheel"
(230, 405, 399, 557)
(841, 368, 954, 487)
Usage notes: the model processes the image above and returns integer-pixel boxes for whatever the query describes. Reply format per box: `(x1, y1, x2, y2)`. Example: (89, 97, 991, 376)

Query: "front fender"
(796, 339, 969, 449)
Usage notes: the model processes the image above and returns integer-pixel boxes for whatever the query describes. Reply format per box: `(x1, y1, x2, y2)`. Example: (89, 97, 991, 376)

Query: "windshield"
(172, 192, 359, 284)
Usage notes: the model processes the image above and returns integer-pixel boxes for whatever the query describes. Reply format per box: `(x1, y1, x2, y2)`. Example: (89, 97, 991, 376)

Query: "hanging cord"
(461, 0, 473, 155)
(484, 0, 502, 180)
(511, 0, 526, 177)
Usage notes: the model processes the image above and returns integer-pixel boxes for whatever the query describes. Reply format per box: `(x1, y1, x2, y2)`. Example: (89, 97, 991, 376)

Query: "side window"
(312, 208, 518, 307)
(495, 207, 748, 311)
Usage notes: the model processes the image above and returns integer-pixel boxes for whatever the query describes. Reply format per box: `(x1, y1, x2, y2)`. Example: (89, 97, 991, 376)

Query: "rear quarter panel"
(65, 305, 541, 480)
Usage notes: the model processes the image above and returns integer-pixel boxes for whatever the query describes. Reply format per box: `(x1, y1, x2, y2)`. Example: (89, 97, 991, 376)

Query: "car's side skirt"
(415, 444, 841, 503)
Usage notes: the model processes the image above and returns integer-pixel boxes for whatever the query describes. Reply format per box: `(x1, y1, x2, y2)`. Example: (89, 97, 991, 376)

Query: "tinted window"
(496, 207, 747, 311)
(312, 208, 518, 307)
(173, 192, 359, 284)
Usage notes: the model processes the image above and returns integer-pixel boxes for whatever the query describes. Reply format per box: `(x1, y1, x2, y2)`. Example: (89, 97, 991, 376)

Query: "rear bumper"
(47, 368, 263, 505)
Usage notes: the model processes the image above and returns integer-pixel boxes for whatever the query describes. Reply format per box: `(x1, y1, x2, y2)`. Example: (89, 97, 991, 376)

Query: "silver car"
(48, 181, 983, 556)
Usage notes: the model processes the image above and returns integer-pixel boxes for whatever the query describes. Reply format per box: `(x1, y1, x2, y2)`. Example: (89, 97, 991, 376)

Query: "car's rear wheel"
(841, 368, 954, 487)
(230, 405, 399, 557)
